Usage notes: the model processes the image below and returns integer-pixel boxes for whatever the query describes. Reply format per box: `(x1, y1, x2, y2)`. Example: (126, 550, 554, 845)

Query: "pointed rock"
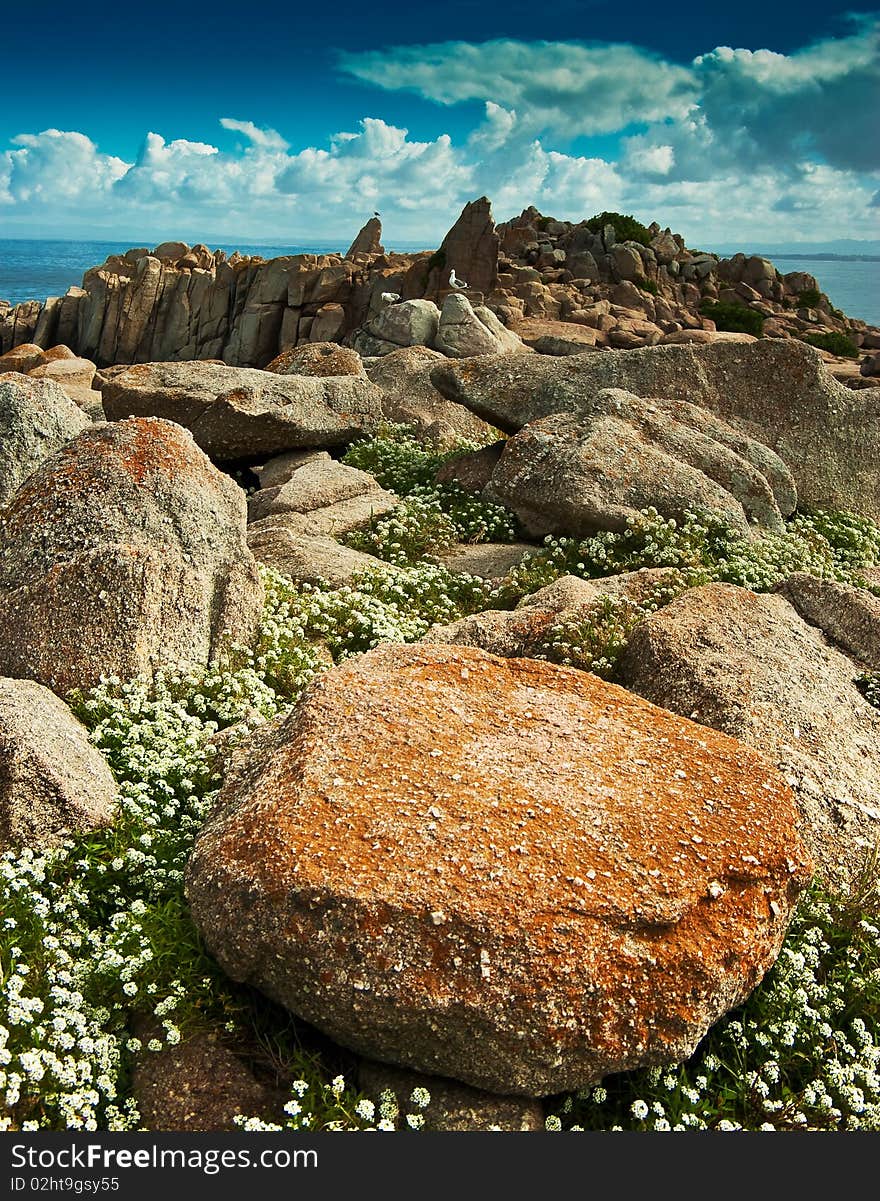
(431, 197, 500, 298)
(346, 217, 385, 259)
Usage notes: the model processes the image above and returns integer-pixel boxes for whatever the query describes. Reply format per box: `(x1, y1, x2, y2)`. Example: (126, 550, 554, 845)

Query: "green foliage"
(700, 299, 766, 337)
(636, 277, 659, 295)
(586, 211, 652, 246)
(797, 287, 823, 308)
(804, 331, 859, 359)
(342, 423, 455, 495)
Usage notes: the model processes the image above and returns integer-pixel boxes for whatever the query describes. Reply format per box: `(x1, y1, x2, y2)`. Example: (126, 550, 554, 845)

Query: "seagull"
(449, 268, 467, 290)
(380, 291, 402, 304)
(373, 211, 381, 217)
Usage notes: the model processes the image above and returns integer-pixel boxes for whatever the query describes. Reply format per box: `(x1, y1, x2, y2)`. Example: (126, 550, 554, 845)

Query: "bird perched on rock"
(448, 268, 467, 289)
(380, 291, 402, 304)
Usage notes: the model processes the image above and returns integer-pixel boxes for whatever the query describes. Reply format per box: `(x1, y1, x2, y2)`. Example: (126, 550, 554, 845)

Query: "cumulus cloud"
(338, 39, 698, 136)
(2, 21, 879, 246)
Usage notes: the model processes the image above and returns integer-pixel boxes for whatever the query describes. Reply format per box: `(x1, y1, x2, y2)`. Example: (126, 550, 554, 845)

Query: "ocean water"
(1, 238, 877, 326)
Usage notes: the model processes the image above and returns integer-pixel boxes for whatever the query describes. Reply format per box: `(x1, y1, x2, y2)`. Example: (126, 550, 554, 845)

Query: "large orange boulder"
(186, 643, 811, 1096)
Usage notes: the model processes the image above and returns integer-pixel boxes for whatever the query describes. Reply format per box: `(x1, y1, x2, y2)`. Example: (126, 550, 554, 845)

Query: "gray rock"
(247, 528, 396, 588)
(247, 458, 389, 523)
(436, 294, 524, 359)
(777, 573, 880, 671)
(102, 361, 383, 460)
(364, 299, 441, 349)
(431, 339, 880, 519)
(0, 374, 90, 506)
(482, 391, 795, 539)
(252, 450, 331, 490)
(246, 486, 396, 541)
(618, 583, 880, 887)
(0, 417, 264, 695)
(0, 676, 117, 850)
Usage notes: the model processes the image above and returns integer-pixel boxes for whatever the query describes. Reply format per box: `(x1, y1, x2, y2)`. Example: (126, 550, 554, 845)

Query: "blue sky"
(1, 1, 878, 246)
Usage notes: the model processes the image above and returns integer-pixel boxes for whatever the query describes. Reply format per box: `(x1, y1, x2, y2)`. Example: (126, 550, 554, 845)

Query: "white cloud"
(2, 129, 129, 203)
(339, 39, 698, 136)
(219, 118, 289, 151)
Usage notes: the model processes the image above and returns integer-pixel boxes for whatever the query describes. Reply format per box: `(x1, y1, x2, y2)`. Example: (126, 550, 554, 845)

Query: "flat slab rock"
(101, 360, 383, 460)
(186, 642, 810, 1097)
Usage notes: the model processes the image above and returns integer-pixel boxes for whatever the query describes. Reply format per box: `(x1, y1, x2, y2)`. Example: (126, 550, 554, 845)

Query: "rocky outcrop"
(433, 339, 880, 519)
(435, 295, 526, 358)
(186, 642, 809, 1097)
(0, 374, 90, 506)
(777, 573, 880, 671)
(247, 528, 395, 588)
(265, 342, 366, 377)
(101, 361, 383, 460)
(246, 456, 392, 524)
(3, 203, 875, 378)
(618, 583, 880, 886)
(0, 676, 118, 849)
(0, 417, 263, 695)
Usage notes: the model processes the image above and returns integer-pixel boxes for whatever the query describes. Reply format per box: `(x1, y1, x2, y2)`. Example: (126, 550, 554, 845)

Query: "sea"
(0, 238, 878, 327)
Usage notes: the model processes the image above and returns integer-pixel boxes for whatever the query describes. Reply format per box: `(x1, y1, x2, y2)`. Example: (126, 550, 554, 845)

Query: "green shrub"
(637, 277, 659, 295)
(700, 300, 765, 337)
(804, 331, 859, 359)
(797, 288, 823, 308)
(586, 211, 652, 247)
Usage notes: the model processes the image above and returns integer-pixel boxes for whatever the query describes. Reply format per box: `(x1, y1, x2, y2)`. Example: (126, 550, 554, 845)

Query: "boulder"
(357, 1061, 544, 1131)
(777, 573, 880, 671)
(431, 339, 879, 519)
(363, 346, 495, 448)
(437, 542, 536, 581)
(0, 342, 46, 374)
(611, 243, 644, 282)
(0, 676, 118, 850)
(186, 642, 809, 1097)
(435, 295, 525, 358)
(247, 457, 391, 523)
(246, 482, 396, 540)
(265, 343, 365, 378)
(0, 417, 264, 695)
(482, 390, 796, 539)
(29, 356, 99, 409)
(618, 583, 880, 886)
(101, 361, 383, 460)
(0, 374, 90, 506)
(252, 449, 331, 490)
(362, 300, 441, 350)
(427, 570, 681, 657)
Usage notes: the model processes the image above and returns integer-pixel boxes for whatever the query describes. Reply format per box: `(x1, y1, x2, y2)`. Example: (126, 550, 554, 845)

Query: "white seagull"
(448, 268, 467, 289)
(380, 291, 402, 304)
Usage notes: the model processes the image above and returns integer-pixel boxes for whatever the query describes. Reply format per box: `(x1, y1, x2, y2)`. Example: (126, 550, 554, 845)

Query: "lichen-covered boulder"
(0, 417, 264, 695)
(0, 676, 117, 849)
(186, 643, 810, 1097)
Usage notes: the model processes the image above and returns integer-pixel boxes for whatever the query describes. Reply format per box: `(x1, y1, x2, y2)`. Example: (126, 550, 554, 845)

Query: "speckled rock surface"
(247, 457, 391, 524)
(0, 373, 90, 506)
(264, 343, 366, 378)
(186, 642, 810, 1096)
(0, 676, 117, 849)
(432, 339, 880, 519)
(101, 361, 383, 460)
(0, 417, 263, 695)
(619, 583, 880, 886)
(777, 572, 880, 672)
(482, 391, 795, 539)
(247, 527, 397, 588)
